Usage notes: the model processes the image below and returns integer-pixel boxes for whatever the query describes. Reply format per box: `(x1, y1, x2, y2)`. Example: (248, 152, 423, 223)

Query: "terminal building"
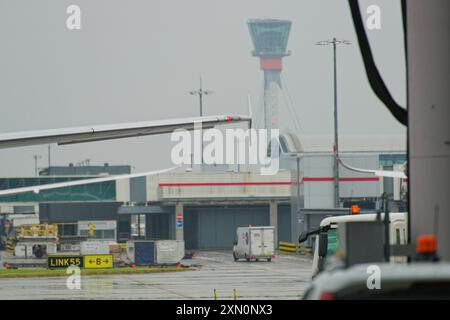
(0, 134, 406, 250)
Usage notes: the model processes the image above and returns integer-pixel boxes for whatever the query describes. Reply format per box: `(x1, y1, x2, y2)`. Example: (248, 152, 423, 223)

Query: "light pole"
(189, 77, 213, 166)
(48, 145, 51, 168)
(33, 154, 42, 176)
(316, 38, 351, 208)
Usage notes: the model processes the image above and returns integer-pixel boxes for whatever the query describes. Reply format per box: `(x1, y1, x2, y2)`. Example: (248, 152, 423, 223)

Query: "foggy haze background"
(0, 0, 406, 177)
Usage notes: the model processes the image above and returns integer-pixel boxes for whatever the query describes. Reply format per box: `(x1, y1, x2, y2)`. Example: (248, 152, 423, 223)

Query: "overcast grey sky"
(0, 0, 406, 177)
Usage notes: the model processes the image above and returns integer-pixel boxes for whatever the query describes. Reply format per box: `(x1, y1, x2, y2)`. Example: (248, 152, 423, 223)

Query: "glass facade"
(248, 19, 291, 56)
(379, 154, 407, 167)
(0, 177, 116, 202)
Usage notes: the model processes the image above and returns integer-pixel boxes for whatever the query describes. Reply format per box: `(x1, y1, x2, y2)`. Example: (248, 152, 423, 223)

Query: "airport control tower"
(248, 19, 292, 136)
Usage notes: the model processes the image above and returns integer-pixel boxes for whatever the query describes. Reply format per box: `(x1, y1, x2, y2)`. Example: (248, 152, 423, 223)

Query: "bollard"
(213, 288, 218, 300)
(233, 288, 237, 300)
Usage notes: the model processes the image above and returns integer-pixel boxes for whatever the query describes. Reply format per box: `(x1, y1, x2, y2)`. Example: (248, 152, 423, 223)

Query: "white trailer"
(233, 226, 275, 262)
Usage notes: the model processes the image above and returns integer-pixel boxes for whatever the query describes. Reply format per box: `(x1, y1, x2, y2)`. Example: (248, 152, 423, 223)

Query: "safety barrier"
(213, 288, 238, 300)
(278, 241, 312, 255)
(6, 238, 15, 254)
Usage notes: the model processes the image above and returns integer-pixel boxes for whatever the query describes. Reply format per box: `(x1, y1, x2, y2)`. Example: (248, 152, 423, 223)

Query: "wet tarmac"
(0, 251, 312, 300)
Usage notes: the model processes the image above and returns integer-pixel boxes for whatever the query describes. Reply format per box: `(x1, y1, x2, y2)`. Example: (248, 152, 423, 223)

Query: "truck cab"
(299, 212, 408, 277)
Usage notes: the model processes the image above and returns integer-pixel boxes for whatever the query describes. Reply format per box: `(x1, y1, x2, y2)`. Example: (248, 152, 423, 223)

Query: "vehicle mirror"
(318, 232, 328, 258)
(298, 231, 309, 243)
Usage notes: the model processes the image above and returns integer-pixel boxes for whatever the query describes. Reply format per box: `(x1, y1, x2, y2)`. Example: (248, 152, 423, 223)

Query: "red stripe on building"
(303, 177, 379, 182)
(159, 181, 291, 187)
(158, 177, 379, 187)
(303, 177, 334, 182)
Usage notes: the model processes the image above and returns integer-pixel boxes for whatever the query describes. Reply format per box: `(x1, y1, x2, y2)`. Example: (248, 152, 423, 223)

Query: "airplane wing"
(0, 166, 178, 197)
(337, 155, 407, 179)
(0, 114, 250, 149)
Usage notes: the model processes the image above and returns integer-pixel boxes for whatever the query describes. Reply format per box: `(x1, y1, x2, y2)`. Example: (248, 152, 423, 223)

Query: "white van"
(233, 226, 275, 262)
(299, 212, 408, 277)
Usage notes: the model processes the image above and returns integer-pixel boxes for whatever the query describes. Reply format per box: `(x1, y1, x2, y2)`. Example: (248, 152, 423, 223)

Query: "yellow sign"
(48, 256, 83, 269)
(83, 254, 113, 269)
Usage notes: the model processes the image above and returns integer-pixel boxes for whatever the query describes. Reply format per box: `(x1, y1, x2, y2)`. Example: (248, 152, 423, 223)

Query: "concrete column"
(408, 1, 450, 260)
(175, 203, 184, 241)
(269, 201, 278, 247)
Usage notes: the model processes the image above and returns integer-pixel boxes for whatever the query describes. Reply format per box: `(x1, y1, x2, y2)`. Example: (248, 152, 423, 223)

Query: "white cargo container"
(233, 226, 275, 262)
(13, 242, 57, 258)
(80, 241, 111, 255)
(126, 240, 185, 265)
(14, 244, 33, 258)
(155, 240, 185, 264)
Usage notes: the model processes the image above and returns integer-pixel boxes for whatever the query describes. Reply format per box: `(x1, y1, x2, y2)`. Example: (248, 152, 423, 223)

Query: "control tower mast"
(248, 19, 292, 138)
